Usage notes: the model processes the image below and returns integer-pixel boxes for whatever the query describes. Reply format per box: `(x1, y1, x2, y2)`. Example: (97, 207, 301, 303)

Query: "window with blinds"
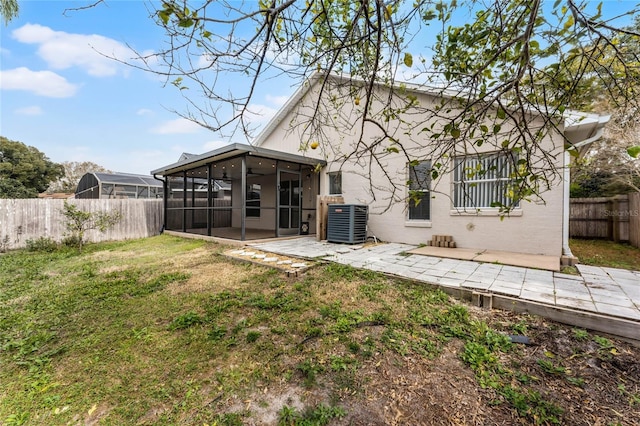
(452, 152, 518, 209)
(408, 160, 431, 220)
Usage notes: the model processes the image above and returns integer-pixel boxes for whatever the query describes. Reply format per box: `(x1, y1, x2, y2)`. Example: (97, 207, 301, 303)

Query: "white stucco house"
(151, 73, 609, 266)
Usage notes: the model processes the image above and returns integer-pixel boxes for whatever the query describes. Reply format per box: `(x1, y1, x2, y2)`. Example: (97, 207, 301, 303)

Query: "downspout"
(153, 173, 167, 234)
(562, 123, 607, 261)
(562, 151, 572, 259)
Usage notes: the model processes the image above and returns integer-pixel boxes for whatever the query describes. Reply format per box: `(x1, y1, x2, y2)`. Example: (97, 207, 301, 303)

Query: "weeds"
(296, 359, 324, 388)
(277, 404, 346, 426)
(537, 359, 566, 376)
(0, 234, 10, 253)
(25, 236, 58, 252)
(1, 235, 636, 425)
(460, 323, 563, 425)
(169, 312, 204, 330)
(618, 384, 640, 406)
(572, 328, 590, 341)
(246, 331, 261, 343)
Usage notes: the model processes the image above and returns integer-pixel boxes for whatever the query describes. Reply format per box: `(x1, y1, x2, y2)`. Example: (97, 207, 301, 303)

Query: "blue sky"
(1, 1, 637, 176)
(0, 1, 292, 175)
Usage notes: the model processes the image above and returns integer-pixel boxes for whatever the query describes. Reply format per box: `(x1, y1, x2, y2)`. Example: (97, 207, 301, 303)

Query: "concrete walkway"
(251, 237, 640, 341)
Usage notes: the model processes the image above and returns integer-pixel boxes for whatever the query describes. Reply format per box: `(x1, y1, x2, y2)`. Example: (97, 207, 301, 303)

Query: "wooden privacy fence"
(165, 199, 232, 230)
(0, 199, 163, 250)
(569, 193, 640, 248)
(316, 195, 344, 241)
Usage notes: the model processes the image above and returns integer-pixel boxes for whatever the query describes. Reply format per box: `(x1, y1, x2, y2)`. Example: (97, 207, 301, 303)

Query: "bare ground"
(207, 249, 640, 426)
(206, 311, 640, 426)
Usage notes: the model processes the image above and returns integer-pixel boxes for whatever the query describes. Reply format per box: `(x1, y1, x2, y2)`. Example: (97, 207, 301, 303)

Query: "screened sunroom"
(75, 172, 164, 199)
(150, 143, 325, 241)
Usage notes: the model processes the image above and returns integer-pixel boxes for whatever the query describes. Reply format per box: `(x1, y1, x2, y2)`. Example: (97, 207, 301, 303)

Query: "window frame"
(328, 171, 342, 195)
(246, 183, 261, 218)
(452, 151, 520, 211)
(407, 160, 431, 221)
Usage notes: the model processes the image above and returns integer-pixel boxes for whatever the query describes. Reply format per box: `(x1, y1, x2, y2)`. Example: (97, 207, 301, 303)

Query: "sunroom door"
(278, 170, 301, 236)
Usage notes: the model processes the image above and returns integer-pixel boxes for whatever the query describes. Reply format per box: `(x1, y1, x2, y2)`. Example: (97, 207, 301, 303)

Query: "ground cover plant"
(1, 234, 639, 425)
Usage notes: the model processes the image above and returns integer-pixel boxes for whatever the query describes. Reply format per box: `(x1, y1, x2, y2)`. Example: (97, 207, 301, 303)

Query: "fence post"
(611, 197, 620, 243)
(630, 192, 640, 248)
(316, 196, 344, 241)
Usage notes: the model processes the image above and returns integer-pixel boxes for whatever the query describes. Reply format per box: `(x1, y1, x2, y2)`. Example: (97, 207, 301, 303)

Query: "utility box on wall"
(327, 204, 368, 244)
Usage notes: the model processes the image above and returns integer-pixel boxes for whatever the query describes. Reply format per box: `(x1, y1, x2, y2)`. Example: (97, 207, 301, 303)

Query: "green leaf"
(158, 9, 171, 25)
(496, 109, 506, 120)
(178, 18, 194, 28)
(493, 124, 501, 134)
(451, 128, 461, 138)
(403, 52, 413, 68)
(627, 146, 640, 158)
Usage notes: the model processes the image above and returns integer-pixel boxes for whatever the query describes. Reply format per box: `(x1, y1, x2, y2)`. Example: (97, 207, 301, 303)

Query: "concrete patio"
(251, 237, 640, 341)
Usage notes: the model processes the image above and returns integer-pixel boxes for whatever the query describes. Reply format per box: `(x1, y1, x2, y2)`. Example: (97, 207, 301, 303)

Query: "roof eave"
(563, 113, 611, 152)
(151, 143, 326, 176)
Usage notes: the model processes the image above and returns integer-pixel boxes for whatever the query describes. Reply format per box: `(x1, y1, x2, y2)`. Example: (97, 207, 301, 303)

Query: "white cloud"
(265, 94, 289, 107)
(15, 105, 43, 116)
(151, 118, 202, 134)
(137, 108, 153, 116)
(12, 23, 136, 77)
(0, 67, 79, 97)
(245, 103, 278, 126)
(197, 53, 215, 69)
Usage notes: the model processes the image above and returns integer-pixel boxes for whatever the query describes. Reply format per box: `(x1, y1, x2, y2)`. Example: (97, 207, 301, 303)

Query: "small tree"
(61, 201, 121, 251)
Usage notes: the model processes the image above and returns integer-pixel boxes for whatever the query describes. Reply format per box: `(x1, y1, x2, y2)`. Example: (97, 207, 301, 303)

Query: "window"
(328, 171, 342, 195)
(246, 183, 261, 217)
(453, 151, 518, 209)
(101, 183, 114, 198)
(408, 161, 431, 220)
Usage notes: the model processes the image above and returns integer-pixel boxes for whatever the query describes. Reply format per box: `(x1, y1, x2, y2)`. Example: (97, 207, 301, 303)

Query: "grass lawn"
(570, 238, 640, 271)
(1, 235, 639, 425)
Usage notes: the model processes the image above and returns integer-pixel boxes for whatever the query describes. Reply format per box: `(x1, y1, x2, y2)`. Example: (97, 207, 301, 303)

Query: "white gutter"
(561, 113, 611, 261)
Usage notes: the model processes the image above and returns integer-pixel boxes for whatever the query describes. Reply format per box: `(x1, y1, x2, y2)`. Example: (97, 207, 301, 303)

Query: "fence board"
(630, 192, 640, 248)
(569, 194, 638, 247)
(0, 199, 163, 250)
(316, 196, 344, 241)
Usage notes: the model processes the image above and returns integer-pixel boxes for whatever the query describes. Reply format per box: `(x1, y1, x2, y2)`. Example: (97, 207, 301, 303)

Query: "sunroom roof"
(150, 143, 326, 176)
(92, 172, 163, 187)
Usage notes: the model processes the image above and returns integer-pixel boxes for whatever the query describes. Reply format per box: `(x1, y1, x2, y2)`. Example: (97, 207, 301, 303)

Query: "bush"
(61, 235, 82, 248)
(61, 201, 121, 251)
(0, 235, 9, 253)
(25, 237, 58, 252)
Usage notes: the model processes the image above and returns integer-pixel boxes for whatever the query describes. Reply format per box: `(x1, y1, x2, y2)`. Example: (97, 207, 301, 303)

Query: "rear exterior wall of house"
(258, 78, 565, 257)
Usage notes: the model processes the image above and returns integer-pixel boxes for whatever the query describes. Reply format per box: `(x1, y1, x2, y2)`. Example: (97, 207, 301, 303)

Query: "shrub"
(168, 312, 204, 330)
(0, 235, 10, 253)
(61, 201, 121, 251)
(25, 237, 58, 252)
